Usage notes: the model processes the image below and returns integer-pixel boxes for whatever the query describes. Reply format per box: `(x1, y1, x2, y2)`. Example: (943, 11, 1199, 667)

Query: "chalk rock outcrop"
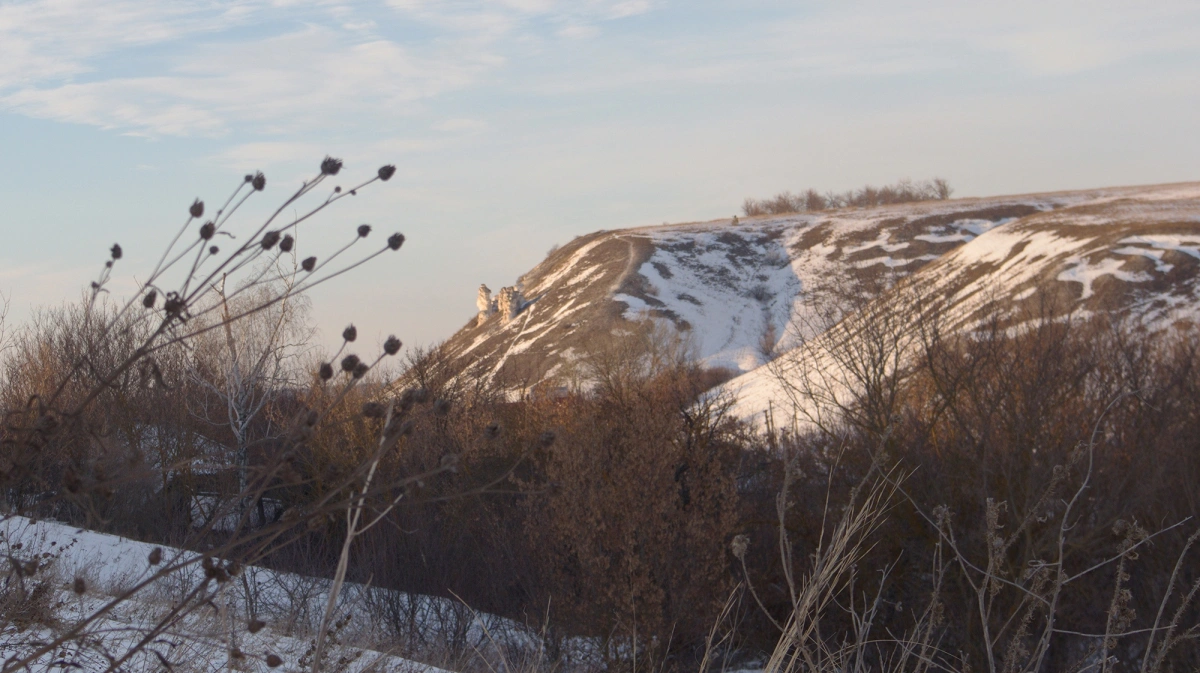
(476, 283, 525, 324)
(497, 286, 524, 322)
(476, 284, 495, 324)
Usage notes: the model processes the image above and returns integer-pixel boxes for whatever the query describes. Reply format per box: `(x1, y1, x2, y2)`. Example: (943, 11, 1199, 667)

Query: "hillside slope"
(726, 183, 1200, 423)
(434, 183, 1200, 402)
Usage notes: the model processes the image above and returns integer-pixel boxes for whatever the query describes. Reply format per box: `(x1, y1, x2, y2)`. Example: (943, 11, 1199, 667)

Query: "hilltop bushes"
(742, 177, 952, 216)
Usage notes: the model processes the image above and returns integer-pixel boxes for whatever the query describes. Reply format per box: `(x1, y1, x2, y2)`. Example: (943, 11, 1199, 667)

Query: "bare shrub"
(742, 178, 953, 217)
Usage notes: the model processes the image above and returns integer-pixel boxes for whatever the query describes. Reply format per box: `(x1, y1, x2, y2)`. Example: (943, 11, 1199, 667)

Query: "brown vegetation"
(743, 178, 953, 217)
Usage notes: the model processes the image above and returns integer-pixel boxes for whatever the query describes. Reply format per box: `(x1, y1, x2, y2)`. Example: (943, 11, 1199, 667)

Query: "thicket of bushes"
(5, 287, 1198, 672)
(742, 178, 953, 217)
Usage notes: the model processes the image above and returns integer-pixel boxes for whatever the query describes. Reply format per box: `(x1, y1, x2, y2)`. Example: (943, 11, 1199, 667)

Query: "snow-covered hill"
(433, 183, 1200, 410)
(725, 183, 1200, 424)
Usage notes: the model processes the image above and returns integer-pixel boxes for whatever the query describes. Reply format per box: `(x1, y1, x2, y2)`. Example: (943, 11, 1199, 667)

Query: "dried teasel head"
(340, 354, 360, 372)
(318, 362, 334, 380)
(209, 245, 220, 255)
(110, 243, 122, 260)
(247, 619, 265, 634)
(199, 221, 215, 240)
(148, 547, 162, 565)
(352, 362, 369, 379)
(251, 172, 266, 191)
(320, 156, 343, 176)
(73, 577, 87, 594)
(378, 165, 396, 181)
(383, 335, 401, 355)
(265, 654, 283, 668)
(189, 199, 204, 219)
(342, 324, 357, 342)
(279, 234, 294, 252)
(387, 233, 405, 250)
(301, 256, 317, 272)
(143, 290, 157, 309)
(356, 224, 371, 238)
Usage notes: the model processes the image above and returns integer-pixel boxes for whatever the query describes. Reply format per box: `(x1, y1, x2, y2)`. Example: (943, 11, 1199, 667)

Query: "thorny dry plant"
(0, 157, 489, 672)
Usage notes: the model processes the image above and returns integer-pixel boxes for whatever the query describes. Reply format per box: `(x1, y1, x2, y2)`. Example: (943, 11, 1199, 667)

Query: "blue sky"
(2, 0, 1198, 352)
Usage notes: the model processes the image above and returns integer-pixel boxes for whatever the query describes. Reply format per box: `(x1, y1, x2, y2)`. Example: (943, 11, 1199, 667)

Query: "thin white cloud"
(0, 0, 244, 89)
(432, 118, 488, 133)
(0, 0, 661, 137)
(2, 25, 500, 137)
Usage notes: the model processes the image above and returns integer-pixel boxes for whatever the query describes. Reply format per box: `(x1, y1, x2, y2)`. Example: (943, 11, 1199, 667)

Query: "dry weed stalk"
(0, 157, 483, 672)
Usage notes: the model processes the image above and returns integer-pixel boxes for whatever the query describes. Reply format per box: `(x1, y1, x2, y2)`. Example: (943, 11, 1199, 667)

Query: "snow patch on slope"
(614, 229, 800, 373)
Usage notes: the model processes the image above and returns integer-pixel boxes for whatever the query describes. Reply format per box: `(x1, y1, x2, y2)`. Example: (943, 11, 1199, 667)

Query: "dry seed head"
(244, 174, 253, 183)
(199, 221, 215, 240)
(319, 362, 334, 380)
(383, 335, 401, 355)
(342, 324, 357, 342)
(387, 233, 405, 250)
(248, 619, 265, 634)
(730, 534, 749, 560)
(164, 292, 186, 316)
(265, 654, 283, 668)
(320, 156, 343, 176)
(302, 256, 316, 272)
(209, 245, 219, 255)
(230, 648, 244, 660)
(341, 354, 360, 372)
(148, 547, 162, 565)
(353, 361, 369, 378)
(190, 199, 204, 219)
(279, 234, 294, 252)
(73, 577, 87, 594)
(252, 172, 266, 191)
(261, 230, 281, 250)
(357, 224, 371, 238)
(142, 290, 157, 309)
(378, 165, 396, 181)
(110, 243, 122, 260)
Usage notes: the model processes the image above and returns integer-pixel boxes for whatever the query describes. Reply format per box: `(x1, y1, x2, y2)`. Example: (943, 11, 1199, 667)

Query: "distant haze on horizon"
(2, 0, 1198, 353)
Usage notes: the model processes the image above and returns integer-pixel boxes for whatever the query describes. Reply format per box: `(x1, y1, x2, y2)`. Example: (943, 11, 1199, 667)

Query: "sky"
(1, 0, 1198, 353)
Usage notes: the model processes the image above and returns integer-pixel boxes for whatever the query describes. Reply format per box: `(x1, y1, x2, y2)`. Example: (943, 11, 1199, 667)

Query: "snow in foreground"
(0, 516, 487, 672)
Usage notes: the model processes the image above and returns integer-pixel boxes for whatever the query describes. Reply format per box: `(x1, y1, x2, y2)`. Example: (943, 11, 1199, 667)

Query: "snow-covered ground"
(0, 516, 531, 672)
